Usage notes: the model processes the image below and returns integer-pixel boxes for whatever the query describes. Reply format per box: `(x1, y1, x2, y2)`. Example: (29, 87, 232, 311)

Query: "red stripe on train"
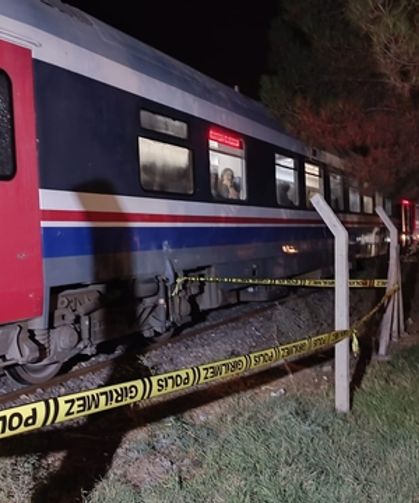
(41, 209, 381, 226)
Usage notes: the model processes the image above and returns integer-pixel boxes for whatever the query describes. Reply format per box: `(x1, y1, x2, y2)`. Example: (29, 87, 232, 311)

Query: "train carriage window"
(329, 173, 344, 211)
(375, 192, 383, 208)
(275, 154, 298, 207)
(0, 71, 15, 180)
(138, 137, 193, 194)
(349, 186, 361, 212)
(209, 128, 246, 201)
(304, 162, 323, 208)
(363, 195, 373, 214)
(384, 198, 392, 216)
(140, 110, 188, 139)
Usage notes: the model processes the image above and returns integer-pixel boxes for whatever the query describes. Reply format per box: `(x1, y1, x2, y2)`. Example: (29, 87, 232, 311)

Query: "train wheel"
(6, 362, 62, 385)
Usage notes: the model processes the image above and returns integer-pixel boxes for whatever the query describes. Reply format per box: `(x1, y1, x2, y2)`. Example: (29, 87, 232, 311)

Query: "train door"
(0, 40, 42, 323)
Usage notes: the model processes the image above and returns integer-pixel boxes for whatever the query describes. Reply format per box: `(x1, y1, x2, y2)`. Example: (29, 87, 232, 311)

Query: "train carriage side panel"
(33, 59, 333, 288)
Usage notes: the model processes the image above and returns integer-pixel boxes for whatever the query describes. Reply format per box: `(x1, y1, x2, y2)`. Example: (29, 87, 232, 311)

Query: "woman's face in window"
(222, 170, 233, 182)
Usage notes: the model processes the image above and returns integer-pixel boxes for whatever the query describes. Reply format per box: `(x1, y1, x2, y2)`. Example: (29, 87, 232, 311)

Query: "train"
(0, 0, 402, 384)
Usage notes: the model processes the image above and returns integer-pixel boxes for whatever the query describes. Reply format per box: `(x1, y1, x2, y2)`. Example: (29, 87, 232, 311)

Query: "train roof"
(1, 1, 284, 129)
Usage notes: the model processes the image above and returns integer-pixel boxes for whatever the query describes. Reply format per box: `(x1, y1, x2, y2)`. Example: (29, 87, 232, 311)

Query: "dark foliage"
(261, 0, 419, 198)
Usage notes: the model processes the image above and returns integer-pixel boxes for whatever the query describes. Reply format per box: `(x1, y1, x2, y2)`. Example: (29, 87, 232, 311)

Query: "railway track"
(0, 301, 278, 409)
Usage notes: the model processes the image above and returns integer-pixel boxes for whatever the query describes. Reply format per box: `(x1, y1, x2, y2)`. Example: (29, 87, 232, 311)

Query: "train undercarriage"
(1, 264, 283, 385)
(0, 276, 201, 384)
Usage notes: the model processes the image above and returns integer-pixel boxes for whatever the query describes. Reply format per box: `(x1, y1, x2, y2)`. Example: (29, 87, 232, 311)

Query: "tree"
(348, 0, 419, 98)
(261, 0, 419, 198)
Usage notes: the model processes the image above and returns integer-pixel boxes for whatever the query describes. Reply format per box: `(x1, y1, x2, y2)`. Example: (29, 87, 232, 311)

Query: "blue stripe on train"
(41, 226, 330, 258)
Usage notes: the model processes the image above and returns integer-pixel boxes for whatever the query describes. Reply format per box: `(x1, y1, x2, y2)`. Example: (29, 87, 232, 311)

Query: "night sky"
(64, 1, 278, 100)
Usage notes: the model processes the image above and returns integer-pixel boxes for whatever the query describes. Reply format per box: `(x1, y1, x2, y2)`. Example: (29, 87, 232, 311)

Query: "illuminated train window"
(209, 128, 246, 201)
(275, 154, 298, 207)
(304, 162, 324, 208)
(0, 71, 15, 180)
(138, 137, 193, 194)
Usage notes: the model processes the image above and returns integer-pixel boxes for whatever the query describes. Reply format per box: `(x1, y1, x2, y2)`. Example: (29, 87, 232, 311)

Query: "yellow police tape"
(348, 283, 400, 358)
(0, 283, 399, 441)
(0, 328, 354, 440)
(172, 275, 387, 296)
(353, 284, 399, 332)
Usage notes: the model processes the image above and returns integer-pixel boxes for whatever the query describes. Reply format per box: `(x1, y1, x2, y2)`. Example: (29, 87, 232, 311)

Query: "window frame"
(208, 127, 247, 202)
(138, 135, 194, 195)
(348, 185, 361, 213)
(140, 109, 189, 140)
(384, 197, 392, 216)
(362, 194, 374, 214)
(375, 192, 383, 209)
(275, 153, 299, 208)
(328, 171, 345, 212)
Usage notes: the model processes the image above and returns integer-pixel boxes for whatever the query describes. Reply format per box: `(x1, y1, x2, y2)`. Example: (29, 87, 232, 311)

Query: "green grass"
(0, 454, 39, 503)
(1, 345, 418, 502)
(87, 344, 419, 503)
(83, 479, 141, 503)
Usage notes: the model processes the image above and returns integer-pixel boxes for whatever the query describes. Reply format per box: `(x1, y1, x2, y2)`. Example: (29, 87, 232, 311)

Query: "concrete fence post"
(311, 194, 350, 413)
(375, 206, 405, 357)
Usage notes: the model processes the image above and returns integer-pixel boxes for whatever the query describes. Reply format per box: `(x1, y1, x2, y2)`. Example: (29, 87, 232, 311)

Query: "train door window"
(0, 71, 16, 180)
(275, 154, 298, 207)
(138, 137, 193, 194)
(304, 162, 323, 208)
(384, 198, 392, 215)
(363, 195, 373, 214)
(209, 128, 246, 201)
(349, 186, 361, 212)
(329, 173, 344, 211)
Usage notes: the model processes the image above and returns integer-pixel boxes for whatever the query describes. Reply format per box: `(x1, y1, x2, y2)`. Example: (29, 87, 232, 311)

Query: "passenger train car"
(0, 0, 392, 383)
